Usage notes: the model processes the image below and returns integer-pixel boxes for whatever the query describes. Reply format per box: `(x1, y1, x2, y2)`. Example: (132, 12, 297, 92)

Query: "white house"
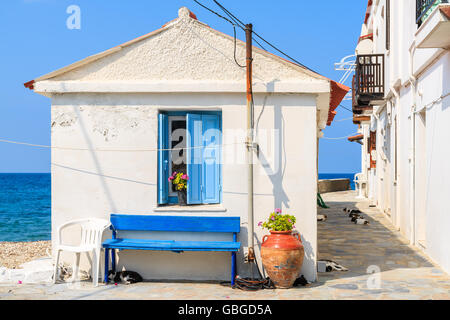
(25, 7, 348, 283)
(351, 0, 450, 273)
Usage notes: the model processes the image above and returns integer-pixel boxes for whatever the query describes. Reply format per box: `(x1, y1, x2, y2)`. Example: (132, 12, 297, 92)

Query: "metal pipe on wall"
(245, 24, 255, 262)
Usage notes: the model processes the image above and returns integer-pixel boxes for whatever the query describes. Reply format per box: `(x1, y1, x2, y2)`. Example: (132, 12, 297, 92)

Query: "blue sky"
(0, 0, 366, 173)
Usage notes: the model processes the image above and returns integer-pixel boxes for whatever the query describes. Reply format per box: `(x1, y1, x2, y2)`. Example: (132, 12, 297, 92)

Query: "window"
(158, 112, 222, 205)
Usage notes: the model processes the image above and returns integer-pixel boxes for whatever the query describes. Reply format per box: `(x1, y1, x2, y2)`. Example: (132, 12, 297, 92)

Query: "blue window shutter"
(202, 114, 221, 204)
(158, 113, 169, 204)
(187, 114, 203, 204)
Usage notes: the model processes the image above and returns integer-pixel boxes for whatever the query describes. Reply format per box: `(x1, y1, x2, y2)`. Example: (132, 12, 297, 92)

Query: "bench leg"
(104, 248, 109, 284)
(111, 249, 116, 272)
(231, 252, 236, 286)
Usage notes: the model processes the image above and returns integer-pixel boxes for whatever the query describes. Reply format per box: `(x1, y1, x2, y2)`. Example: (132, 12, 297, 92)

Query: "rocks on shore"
(0, 241, 51, 269)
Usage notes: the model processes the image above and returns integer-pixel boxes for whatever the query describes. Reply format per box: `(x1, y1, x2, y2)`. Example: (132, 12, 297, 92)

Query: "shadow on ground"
(317, 191, 434, 284)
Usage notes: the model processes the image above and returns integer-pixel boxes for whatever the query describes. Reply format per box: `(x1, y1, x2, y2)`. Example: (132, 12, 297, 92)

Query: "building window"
(158, 112, 222, 205)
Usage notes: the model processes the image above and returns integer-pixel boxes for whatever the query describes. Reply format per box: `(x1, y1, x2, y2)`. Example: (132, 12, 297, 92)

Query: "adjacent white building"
(25, 7, 348, 282)
(351, 0, 450, 273)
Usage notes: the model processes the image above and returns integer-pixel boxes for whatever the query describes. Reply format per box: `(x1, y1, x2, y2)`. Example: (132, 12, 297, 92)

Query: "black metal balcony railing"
(354, 54, 384, 105)
(417, 0, 448, 27)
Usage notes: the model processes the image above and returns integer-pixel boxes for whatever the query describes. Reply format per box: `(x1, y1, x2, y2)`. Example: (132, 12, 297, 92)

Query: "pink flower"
(276, 208, 282, 214)
(258, 221, 263, 227)
(168, 177, 174, 182)
(292, 225, 296, 229)
(182, 174, 188, 180)
(114, 283, 118, 286)
(271, 216, 275, 221)
(18, 280, 22, 284)
(288, 219, 292, 223)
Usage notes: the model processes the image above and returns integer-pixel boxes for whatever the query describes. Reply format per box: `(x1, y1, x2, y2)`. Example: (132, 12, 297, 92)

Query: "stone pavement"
(0, 191, 449, 300)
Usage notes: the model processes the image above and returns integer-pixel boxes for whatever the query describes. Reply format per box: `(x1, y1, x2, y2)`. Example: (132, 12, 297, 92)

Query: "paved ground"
(1, 191, 449, 300)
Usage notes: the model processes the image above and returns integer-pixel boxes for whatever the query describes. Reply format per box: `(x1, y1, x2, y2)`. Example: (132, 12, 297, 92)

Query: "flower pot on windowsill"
(261, 230, 304, 289)
(177, 190, 187, 206)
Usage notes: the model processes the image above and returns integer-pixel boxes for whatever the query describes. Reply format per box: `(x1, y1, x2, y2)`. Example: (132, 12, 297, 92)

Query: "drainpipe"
(245, 24, 255, 263)
(408, 44, 417, 245)
(391, 86, 400, 227)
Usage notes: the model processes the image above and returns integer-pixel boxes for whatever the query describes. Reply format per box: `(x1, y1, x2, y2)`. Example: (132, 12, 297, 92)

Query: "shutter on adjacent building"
(158, 113, 169, 204)
(370, 130, 377, 169)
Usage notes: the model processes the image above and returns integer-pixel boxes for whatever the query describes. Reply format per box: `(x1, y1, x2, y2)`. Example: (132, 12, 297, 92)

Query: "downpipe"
(408, 44, 417, 246)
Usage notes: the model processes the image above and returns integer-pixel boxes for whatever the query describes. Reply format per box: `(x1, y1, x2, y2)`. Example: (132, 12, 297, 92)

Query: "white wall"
(418, 52, 450, 273)
(51, 92, 319, 282)
(358, 1, 450, 273)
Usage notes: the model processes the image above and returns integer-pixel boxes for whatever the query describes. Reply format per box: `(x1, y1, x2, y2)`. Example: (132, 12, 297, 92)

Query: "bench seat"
(103, 238, 241, 252)
(102, 214, 241, 285)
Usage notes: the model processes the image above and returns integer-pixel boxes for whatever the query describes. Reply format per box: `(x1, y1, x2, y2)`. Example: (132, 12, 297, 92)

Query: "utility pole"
(245, 23, 255, 264)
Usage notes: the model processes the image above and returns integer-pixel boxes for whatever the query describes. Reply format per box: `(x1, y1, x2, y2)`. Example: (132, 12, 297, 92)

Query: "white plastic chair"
(53, 218, 110, 286)
(354, 173, 367, 199)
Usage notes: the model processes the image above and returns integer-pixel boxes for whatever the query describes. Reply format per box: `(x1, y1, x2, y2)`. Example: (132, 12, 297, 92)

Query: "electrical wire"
(321, 132, 360, 140)
(333, 117, 354, 122)
(232, 24, 245, 68)
(210, 0, 267, 51)
(0, 138, 242, 152)
(211, 0, 318, 73)
(192, 0, 234, 25)
(192, 0, 264, 65)
(339, 104, 354, 113)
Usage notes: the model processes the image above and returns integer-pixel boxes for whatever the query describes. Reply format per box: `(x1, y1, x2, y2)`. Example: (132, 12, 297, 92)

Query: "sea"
(0, 173, 51, 242)
(318, 173, 357, 191)
(0, 173, 355, 242)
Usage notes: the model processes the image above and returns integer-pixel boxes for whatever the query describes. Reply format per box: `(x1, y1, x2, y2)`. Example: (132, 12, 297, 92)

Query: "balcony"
(416, 1, 450, 48)
(417, 0, 449, 28)
(352, 54, 385, 110)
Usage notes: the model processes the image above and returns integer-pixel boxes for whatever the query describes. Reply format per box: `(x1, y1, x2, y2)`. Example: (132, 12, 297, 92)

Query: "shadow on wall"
(72, 105, 118, 213)
(254, 95, 290, 209)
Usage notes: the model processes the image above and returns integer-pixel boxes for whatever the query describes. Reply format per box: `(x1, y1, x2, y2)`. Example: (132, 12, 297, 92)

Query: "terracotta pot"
(260, 230, 304, 289)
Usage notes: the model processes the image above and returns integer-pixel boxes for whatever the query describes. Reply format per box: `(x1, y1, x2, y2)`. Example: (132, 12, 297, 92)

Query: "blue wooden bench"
(102, 214, 241, 285)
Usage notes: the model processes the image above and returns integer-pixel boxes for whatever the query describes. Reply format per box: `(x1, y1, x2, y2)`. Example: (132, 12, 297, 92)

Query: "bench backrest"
(110, 214, 240, 234)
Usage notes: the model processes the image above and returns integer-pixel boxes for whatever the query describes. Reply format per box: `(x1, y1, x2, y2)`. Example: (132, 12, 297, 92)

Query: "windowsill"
(154, 204, 227, 213)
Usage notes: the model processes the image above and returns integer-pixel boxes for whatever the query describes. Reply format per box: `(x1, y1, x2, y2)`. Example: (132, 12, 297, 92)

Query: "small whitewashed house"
(25, 7, 348, 283)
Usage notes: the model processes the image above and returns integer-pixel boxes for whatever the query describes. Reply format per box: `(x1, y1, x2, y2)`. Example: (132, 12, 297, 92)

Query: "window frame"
(158, 110, 223, 206)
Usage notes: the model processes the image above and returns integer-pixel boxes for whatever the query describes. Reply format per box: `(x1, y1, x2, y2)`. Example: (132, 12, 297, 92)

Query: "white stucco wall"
(418, 52, 450, 273)
(50, 92, 318, 282)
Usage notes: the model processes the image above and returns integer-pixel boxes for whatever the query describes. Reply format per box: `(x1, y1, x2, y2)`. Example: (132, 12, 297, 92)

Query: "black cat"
(108, 270, 143, 284)
(343, 208, 362, 215)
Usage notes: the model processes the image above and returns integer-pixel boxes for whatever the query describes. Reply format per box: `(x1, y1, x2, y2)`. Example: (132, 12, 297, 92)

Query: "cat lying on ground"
(318, 260, 348, 272)
(343, 208, 362, 215)
(108, 270, 143, 284)
(353, 218, 370, 225)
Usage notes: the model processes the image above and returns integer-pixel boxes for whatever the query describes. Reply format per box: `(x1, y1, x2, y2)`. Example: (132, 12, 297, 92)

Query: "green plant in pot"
(259, 209, 305, 289)
(169, 172, 189, 206)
